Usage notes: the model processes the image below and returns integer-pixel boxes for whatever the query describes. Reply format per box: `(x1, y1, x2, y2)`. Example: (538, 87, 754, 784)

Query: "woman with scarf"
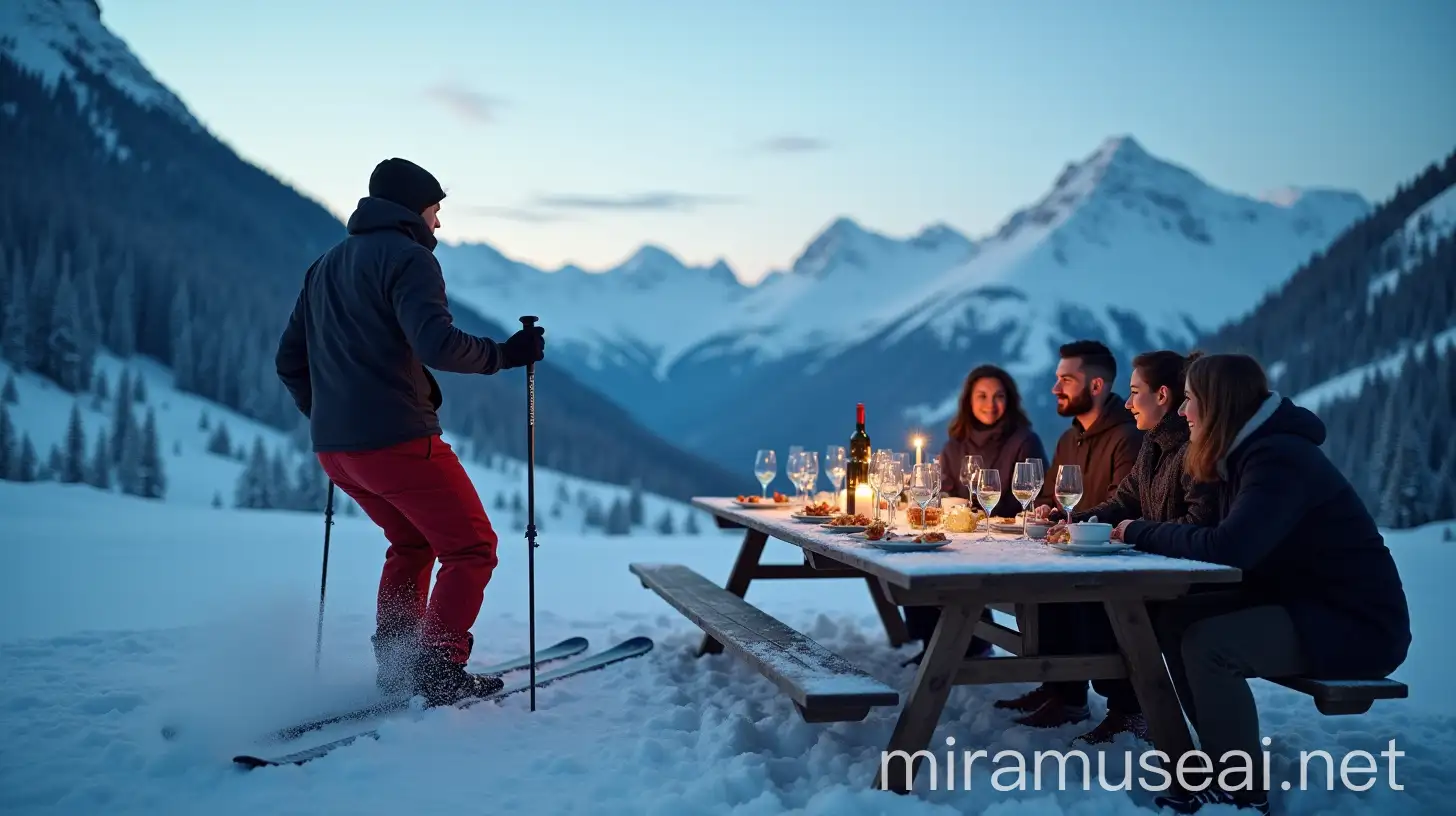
(900, 365, 1048, 664)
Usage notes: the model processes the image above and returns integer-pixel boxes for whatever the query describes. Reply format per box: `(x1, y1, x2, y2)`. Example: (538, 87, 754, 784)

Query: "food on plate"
(990, 515, 1022, 526)
(827, 512, 872, 527)
(863, 520, 890, 540)
(1045, 524, 1071, 544)
(735, 491, 790, 504)
(943, 504, 981, 532)
(800, 501, 840, 517)
(905, 505, 943, 526)
(912, 531, 948, 544)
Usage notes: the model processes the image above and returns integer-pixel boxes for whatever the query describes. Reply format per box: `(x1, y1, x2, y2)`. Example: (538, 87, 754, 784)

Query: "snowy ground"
(1, 482, 1453, 815)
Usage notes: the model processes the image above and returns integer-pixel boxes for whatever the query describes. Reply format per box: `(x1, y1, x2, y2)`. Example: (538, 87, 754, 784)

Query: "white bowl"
(1067, 522, 1113, 544)
(1025, 523, 1049, 540)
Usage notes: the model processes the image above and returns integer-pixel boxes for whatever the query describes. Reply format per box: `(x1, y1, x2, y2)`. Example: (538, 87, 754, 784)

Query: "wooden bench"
(1265, 676, 1409, 715)
(629, 562, 900, 723)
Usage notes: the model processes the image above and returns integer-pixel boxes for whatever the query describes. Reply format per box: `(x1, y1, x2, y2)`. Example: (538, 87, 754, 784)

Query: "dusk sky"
(102, 0, 1455, 284)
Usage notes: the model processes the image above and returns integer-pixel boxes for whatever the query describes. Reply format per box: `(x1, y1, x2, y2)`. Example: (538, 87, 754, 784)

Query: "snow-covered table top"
(691, 497, 1241, 594)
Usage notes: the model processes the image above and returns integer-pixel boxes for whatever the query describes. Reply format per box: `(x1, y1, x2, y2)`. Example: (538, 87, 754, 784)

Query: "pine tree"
(206, 420, 232, 456)
(198, 409, 210, 431)
(44, 443, 63, 481)
(62, 402, 86, 483)
(89, 369, 107, 410)
(628, 482, 645, 527)
(107, 261, 136, 357)
(132, 375, 147, 403)
(584, 499, 605, 530)
(169, 282, 194, 391)
(605, 497, 632, 535)
(14, 434, 37, 481)
(654, 510, 676, 535)
(115, 413, 143, 496)
(110, 369, 133, 463)
(2, 260, 29, 370)
(136, 408, 165, 499)
(88, 427, 111, 490)
(74, 248, 102, 391)
(1378, 423, 1428, 529)
(1, 372, 16, 404)
(684, 512, 701, 535)
(0, 405, 13, 479)
(47, 265, 85, 392)
(292, 455, 329, 511)
(25, 240, 56, 376)
(511, 491, 523, 512)
(235, 437, 271, 509)
(212, 490, 223, 508)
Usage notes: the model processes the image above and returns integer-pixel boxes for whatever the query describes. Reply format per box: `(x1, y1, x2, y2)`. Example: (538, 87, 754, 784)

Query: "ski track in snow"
(2, 483, 1454, 814)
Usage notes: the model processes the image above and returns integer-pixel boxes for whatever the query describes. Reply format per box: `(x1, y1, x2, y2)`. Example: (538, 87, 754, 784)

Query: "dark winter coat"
(1125, 394, 1412, 679)
(1034, 396, 1143, 517)
(275, 196, 506, 452)
(1071, 410, 1216, 526)
(938, 421, 1048, 518)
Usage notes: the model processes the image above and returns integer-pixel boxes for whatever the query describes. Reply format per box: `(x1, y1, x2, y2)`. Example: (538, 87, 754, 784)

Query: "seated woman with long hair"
(1116, 353, 1411, 815)
(900, 365, 1048, 663)
(1004, 350, 1220, 742)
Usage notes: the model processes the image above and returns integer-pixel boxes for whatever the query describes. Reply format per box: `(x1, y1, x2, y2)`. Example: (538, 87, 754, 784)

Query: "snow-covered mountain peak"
(0, 0, 198, 129)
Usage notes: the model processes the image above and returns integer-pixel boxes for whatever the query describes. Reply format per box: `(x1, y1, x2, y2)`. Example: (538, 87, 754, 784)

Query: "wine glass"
(1011, 462, 1039, 539)
(879, 458, 904, 528)
(754, 449, 776, 498)
(1054, 464, 1084, 522)
(908, 464, 940, 532)
(975, 468, 1002, 540)
(788, 450, 807, 502)
(800, 450, 819, 506)
(866, 459, 884, 522)
(825, 445, 846, 496)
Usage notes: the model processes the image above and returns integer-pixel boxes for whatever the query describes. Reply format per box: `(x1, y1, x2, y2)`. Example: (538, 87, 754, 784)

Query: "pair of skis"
(229, 634, 653, 769)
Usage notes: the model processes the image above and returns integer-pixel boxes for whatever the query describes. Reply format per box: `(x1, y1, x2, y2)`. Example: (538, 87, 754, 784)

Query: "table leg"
(1103, 598, 1196, 764)
(697, 527, 769, 656)
(864, 578, 911, 647)
(873, 599, 984, 794)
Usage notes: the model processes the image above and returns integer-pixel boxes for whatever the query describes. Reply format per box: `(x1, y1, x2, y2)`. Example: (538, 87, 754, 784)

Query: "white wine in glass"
(1054, 464, 1083, 520)
(754, 449, 777, 498)
(975, 468, 1002, 540)
(1011, 462, 1038, 538)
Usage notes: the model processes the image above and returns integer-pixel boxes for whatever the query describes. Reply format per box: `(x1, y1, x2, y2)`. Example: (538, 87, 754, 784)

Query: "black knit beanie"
(368, 158, 447, 215)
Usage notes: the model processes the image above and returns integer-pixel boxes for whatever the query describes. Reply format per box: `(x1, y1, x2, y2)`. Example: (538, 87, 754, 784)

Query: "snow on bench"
(628, 562, 900, 723)
(1265, 675, 1409, 715)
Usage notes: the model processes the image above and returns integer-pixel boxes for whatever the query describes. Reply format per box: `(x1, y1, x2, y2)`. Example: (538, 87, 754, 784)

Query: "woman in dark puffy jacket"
(1120, 353, 1411, 815)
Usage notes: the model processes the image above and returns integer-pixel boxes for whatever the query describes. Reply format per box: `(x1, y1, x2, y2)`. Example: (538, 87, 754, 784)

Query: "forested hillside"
(1201, 147, 1456, 528)
(0, 52, 739, 500)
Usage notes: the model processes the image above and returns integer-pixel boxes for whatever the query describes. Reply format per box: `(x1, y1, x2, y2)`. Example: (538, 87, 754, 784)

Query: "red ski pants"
(317, 435, 499, 664)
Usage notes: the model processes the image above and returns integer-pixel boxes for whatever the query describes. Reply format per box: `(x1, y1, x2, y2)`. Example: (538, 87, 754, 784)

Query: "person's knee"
(1180, 617, 1243, 676)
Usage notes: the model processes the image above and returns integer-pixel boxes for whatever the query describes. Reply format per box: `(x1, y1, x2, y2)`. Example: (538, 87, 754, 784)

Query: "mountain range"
(435, 136, 1371, 471)
(0, 0, 740, 502)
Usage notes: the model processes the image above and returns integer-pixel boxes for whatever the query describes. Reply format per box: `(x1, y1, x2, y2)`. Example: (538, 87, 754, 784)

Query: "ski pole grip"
(520, 315, 538, 330)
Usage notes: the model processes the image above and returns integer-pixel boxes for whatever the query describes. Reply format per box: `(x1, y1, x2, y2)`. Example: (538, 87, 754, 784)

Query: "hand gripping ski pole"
(520, 315, 541, 711)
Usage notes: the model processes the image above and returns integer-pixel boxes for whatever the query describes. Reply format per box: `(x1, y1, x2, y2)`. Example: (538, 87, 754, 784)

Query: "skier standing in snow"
(275, 157, 546, 706)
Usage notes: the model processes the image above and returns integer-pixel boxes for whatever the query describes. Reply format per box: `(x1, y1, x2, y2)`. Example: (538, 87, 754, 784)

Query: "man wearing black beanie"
(276, 157, 546, 707)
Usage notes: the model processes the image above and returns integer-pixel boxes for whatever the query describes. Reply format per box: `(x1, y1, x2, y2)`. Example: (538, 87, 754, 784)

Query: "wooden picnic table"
(632, 497, 1245, 794)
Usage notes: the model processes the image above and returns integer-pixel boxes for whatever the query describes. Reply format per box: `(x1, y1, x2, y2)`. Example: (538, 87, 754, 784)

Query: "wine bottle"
(846, 403, 870, 514)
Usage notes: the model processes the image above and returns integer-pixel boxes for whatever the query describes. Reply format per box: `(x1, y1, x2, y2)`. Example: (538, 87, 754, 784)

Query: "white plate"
(1049, 540, 1133, 555)
(990, 522, 1024, 533)
(820, 524, 869, 534)
(790, 512, 837, 523)
(733, 500, 790, 509)
(863, 536, 952, 552)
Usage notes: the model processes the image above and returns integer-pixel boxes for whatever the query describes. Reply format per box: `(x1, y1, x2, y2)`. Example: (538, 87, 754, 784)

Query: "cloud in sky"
(532, 191, 741, 213)
(459, 205, 575, 223)
(425, 81, 506, 124)
(751, 135, 829, 154)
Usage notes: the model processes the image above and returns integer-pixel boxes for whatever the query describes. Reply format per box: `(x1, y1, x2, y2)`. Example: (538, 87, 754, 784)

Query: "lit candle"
(913, 436, 924, 466)
(855, 483, 874, 513)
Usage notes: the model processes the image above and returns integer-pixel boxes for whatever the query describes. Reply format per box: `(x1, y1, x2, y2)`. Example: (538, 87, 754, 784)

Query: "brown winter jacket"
(1034, 395, 1142, 519)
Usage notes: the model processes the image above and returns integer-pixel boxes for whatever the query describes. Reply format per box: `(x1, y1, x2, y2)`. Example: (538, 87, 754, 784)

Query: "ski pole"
(520, 315, 540, 711)
(315, 480, 336, 673)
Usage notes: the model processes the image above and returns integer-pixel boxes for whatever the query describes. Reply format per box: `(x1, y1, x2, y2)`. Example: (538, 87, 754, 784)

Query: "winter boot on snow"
(413, 646, 506, 707)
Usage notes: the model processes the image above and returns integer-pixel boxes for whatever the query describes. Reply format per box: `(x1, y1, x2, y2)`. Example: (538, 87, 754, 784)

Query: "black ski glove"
(500, 324, 545, 370)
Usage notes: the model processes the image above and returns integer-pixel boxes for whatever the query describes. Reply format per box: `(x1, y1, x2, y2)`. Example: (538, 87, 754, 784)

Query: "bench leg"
(874, 599, 984, 794)
(1103, 599, 1196, 766)
(697, 528, 769, 656)
(865, 578, 911, 648)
